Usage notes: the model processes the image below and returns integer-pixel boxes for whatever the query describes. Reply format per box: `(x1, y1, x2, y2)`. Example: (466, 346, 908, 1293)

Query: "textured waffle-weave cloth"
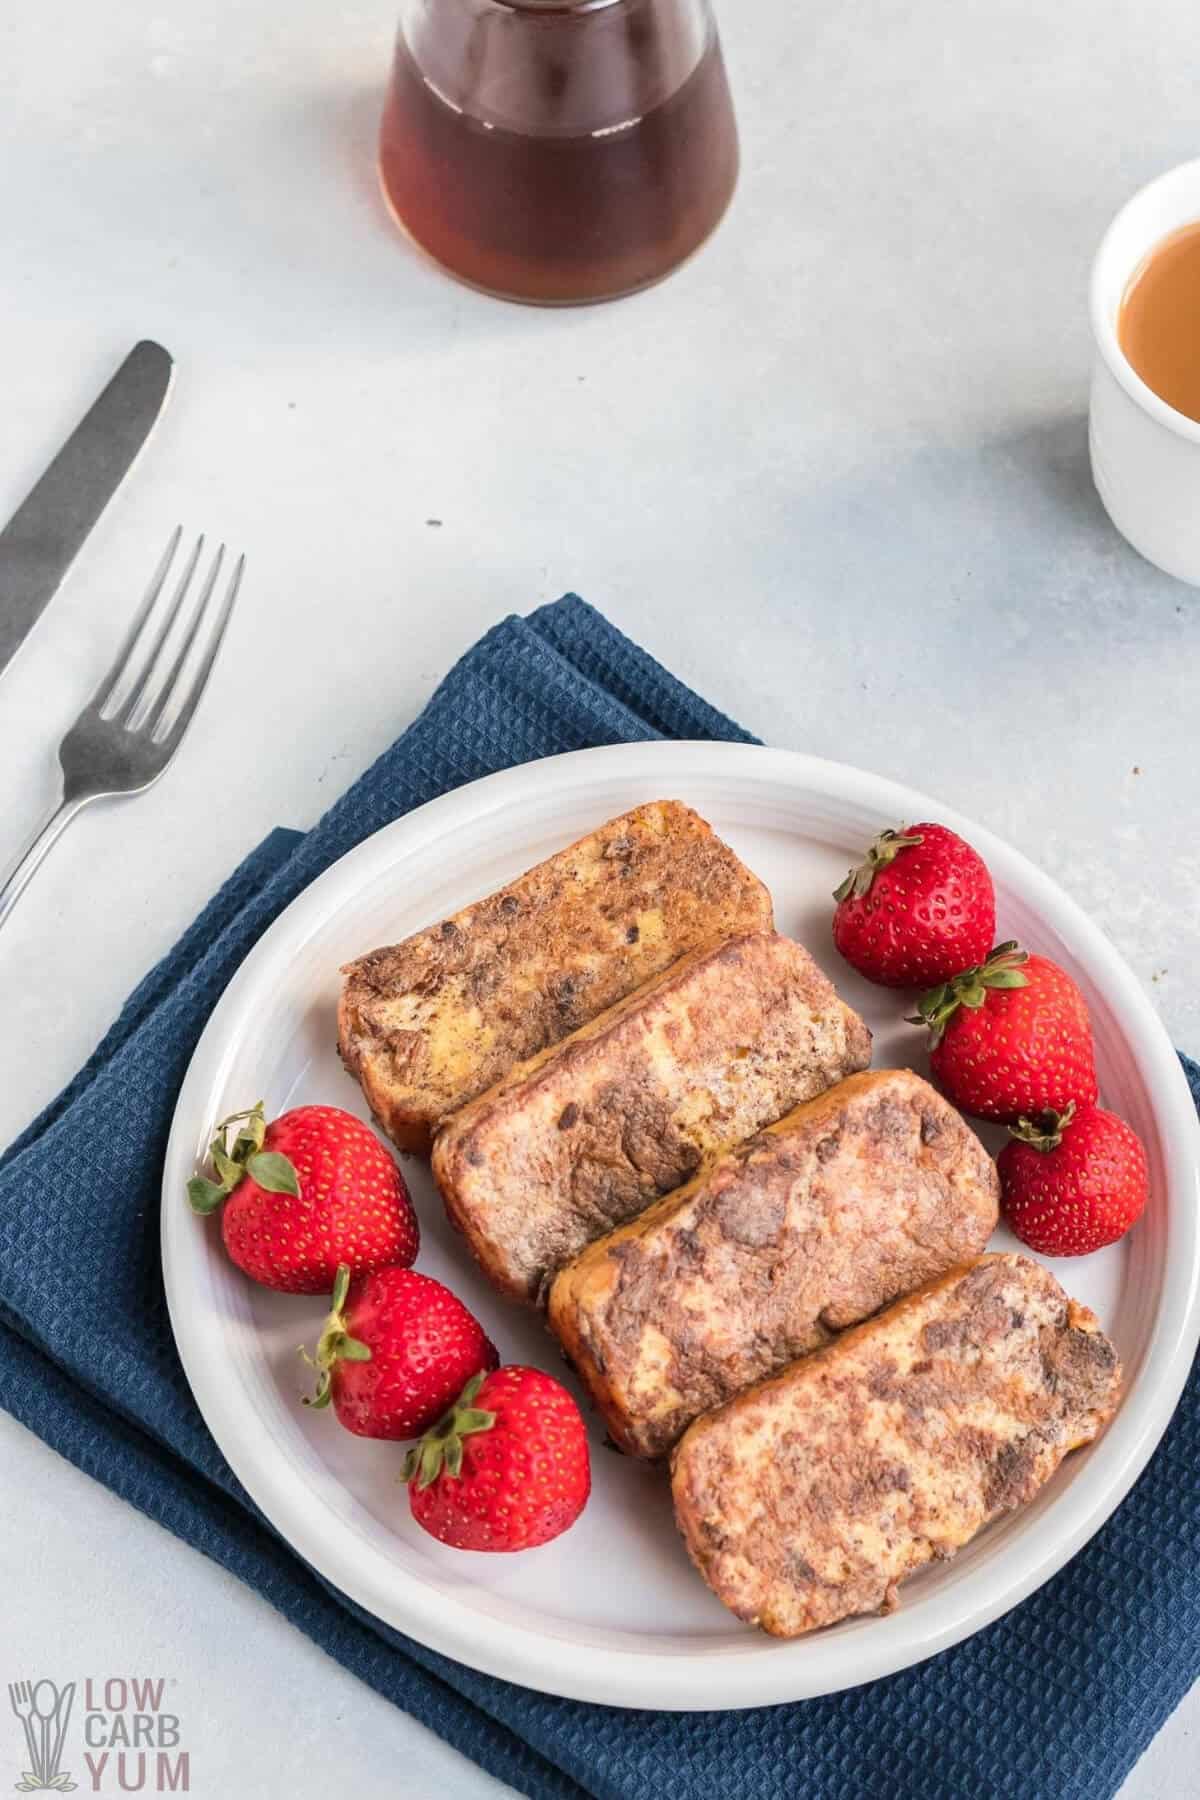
(1, 596, 1197, 1800)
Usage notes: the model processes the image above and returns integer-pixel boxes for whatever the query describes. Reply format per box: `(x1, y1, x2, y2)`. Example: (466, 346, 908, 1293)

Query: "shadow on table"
(1007, 413, 1109, 536)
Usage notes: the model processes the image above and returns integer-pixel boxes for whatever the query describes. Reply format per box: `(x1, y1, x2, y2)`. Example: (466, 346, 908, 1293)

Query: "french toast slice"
(548, 1068, 1000, 1459)
(671, 1253, 1121, 1637)
(337, 800, 773, 1152)
(431, 931, 872, 1304)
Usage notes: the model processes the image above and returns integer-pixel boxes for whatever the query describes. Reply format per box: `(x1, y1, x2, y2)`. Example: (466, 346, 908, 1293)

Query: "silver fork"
(7, 1681, 41, 1782)
(0, 528, 244, 934)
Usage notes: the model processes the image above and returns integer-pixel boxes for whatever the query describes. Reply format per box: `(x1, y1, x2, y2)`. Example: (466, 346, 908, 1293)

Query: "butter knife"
(0, 339, 174, 683)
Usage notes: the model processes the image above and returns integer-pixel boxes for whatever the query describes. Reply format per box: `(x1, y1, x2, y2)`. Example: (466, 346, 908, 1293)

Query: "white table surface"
(1, 0, 1198, 1794)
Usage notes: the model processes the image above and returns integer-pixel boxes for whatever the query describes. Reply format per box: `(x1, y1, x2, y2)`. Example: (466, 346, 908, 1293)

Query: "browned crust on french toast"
(337, 800, 774, 1152)
(431, 931, 872, 1304)
(670, 1253, 1121, 1637)
(549, 1069, 1000, 1459)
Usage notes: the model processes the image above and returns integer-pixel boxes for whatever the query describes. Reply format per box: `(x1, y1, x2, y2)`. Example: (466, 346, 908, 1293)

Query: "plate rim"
(161, 740, 1200, 1709)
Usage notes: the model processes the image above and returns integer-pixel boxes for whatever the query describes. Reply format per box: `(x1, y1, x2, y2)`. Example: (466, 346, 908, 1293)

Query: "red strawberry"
(304, 1263, 498, 1439)
(912, 943, 1098, 1123)
(833, 822, 995, 988)
(187, 1101, 418, 1293)
(404, 1365, 590, 1552)
(998, 1102, 1148, 1255)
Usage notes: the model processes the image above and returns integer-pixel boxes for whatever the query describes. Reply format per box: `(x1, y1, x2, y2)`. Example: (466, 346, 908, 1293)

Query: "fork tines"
(93, 527, 245, 745)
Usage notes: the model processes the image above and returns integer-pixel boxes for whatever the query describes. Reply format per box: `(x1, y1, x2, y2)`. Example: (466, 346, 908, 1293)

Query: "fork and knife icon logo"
(6, 1683, 76, 1793)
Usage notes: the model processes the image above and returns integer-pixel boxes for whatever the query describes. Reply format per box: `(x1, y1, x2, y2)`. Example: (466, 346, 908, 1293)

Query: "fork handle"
(0, 795, 88, 934)
(14, 1715, 41, 1782)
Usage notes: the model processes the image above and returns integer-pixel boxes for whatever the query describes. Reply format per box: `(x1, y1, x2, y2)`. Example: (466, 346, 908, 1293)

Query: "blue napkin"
(1, 597, 1196, 1800)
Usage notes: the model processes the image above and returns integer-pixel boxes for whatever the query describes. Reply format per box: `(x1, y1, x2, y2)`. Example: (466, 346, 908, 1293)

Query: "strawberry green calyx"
(909, 941, 1030, 1046)
(833, 828, 924, 903)
(1007, 1101, 1077, 1154)
(185, 1100, 301, 1215)
(401, 1371, 496, 1488)
(302, 1263, 372, 1410)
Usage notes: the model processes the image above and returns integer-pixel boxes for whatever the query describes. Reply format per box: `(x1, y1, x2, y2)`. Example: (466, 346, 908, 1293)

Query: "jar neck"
(499, 1, 625, 10)
(496, 1, 625, 12)
(402, 0, 713, 138)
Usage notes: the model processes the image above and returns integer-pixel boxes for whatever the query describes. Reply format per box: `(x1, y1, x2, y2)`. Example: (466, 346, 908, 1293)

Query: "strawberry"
(403, 1365, 590, 1552)
(833, 822, 995, 988)
(187, 1101, 418, 1293)
(912, 943, 1098, 1123)
(304, 1263, 498, 1439)
(998, 1102, 1148, 1255)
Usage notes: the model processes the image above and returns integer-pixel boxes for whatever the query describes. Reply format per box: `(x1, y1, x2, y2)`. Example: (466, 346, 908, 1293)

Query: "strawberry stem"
(909, 941, 1030, 1046)
(302, 1262, 372, 1409)
(185, 1100, 300, 1214)
(1007, 1101, 1077, 1153)
(833, 828, 924, 903)
(401, 1370, 496, 1489)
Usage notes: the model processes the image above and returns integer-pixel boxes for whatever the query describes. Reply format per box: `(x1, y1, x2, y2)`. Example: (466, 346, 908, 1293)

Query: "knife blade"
(0, 339, 174, 682)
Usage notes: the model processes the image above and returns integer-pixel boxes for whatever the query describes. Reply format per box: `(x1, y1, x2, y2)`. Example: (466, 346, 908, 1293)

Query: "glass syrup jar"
(378, 0, 739, 305)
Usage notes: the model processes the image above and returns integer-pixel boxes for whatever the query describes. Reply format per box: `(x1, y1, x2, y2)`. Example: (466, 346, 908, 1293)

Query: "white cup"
(1089, 157, 1200, 585)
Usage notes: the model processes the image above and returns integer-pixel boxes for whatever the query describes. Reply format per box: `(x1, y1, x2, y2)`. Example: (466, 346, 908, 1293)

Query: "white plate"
(161, 742, 1200, 1710)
